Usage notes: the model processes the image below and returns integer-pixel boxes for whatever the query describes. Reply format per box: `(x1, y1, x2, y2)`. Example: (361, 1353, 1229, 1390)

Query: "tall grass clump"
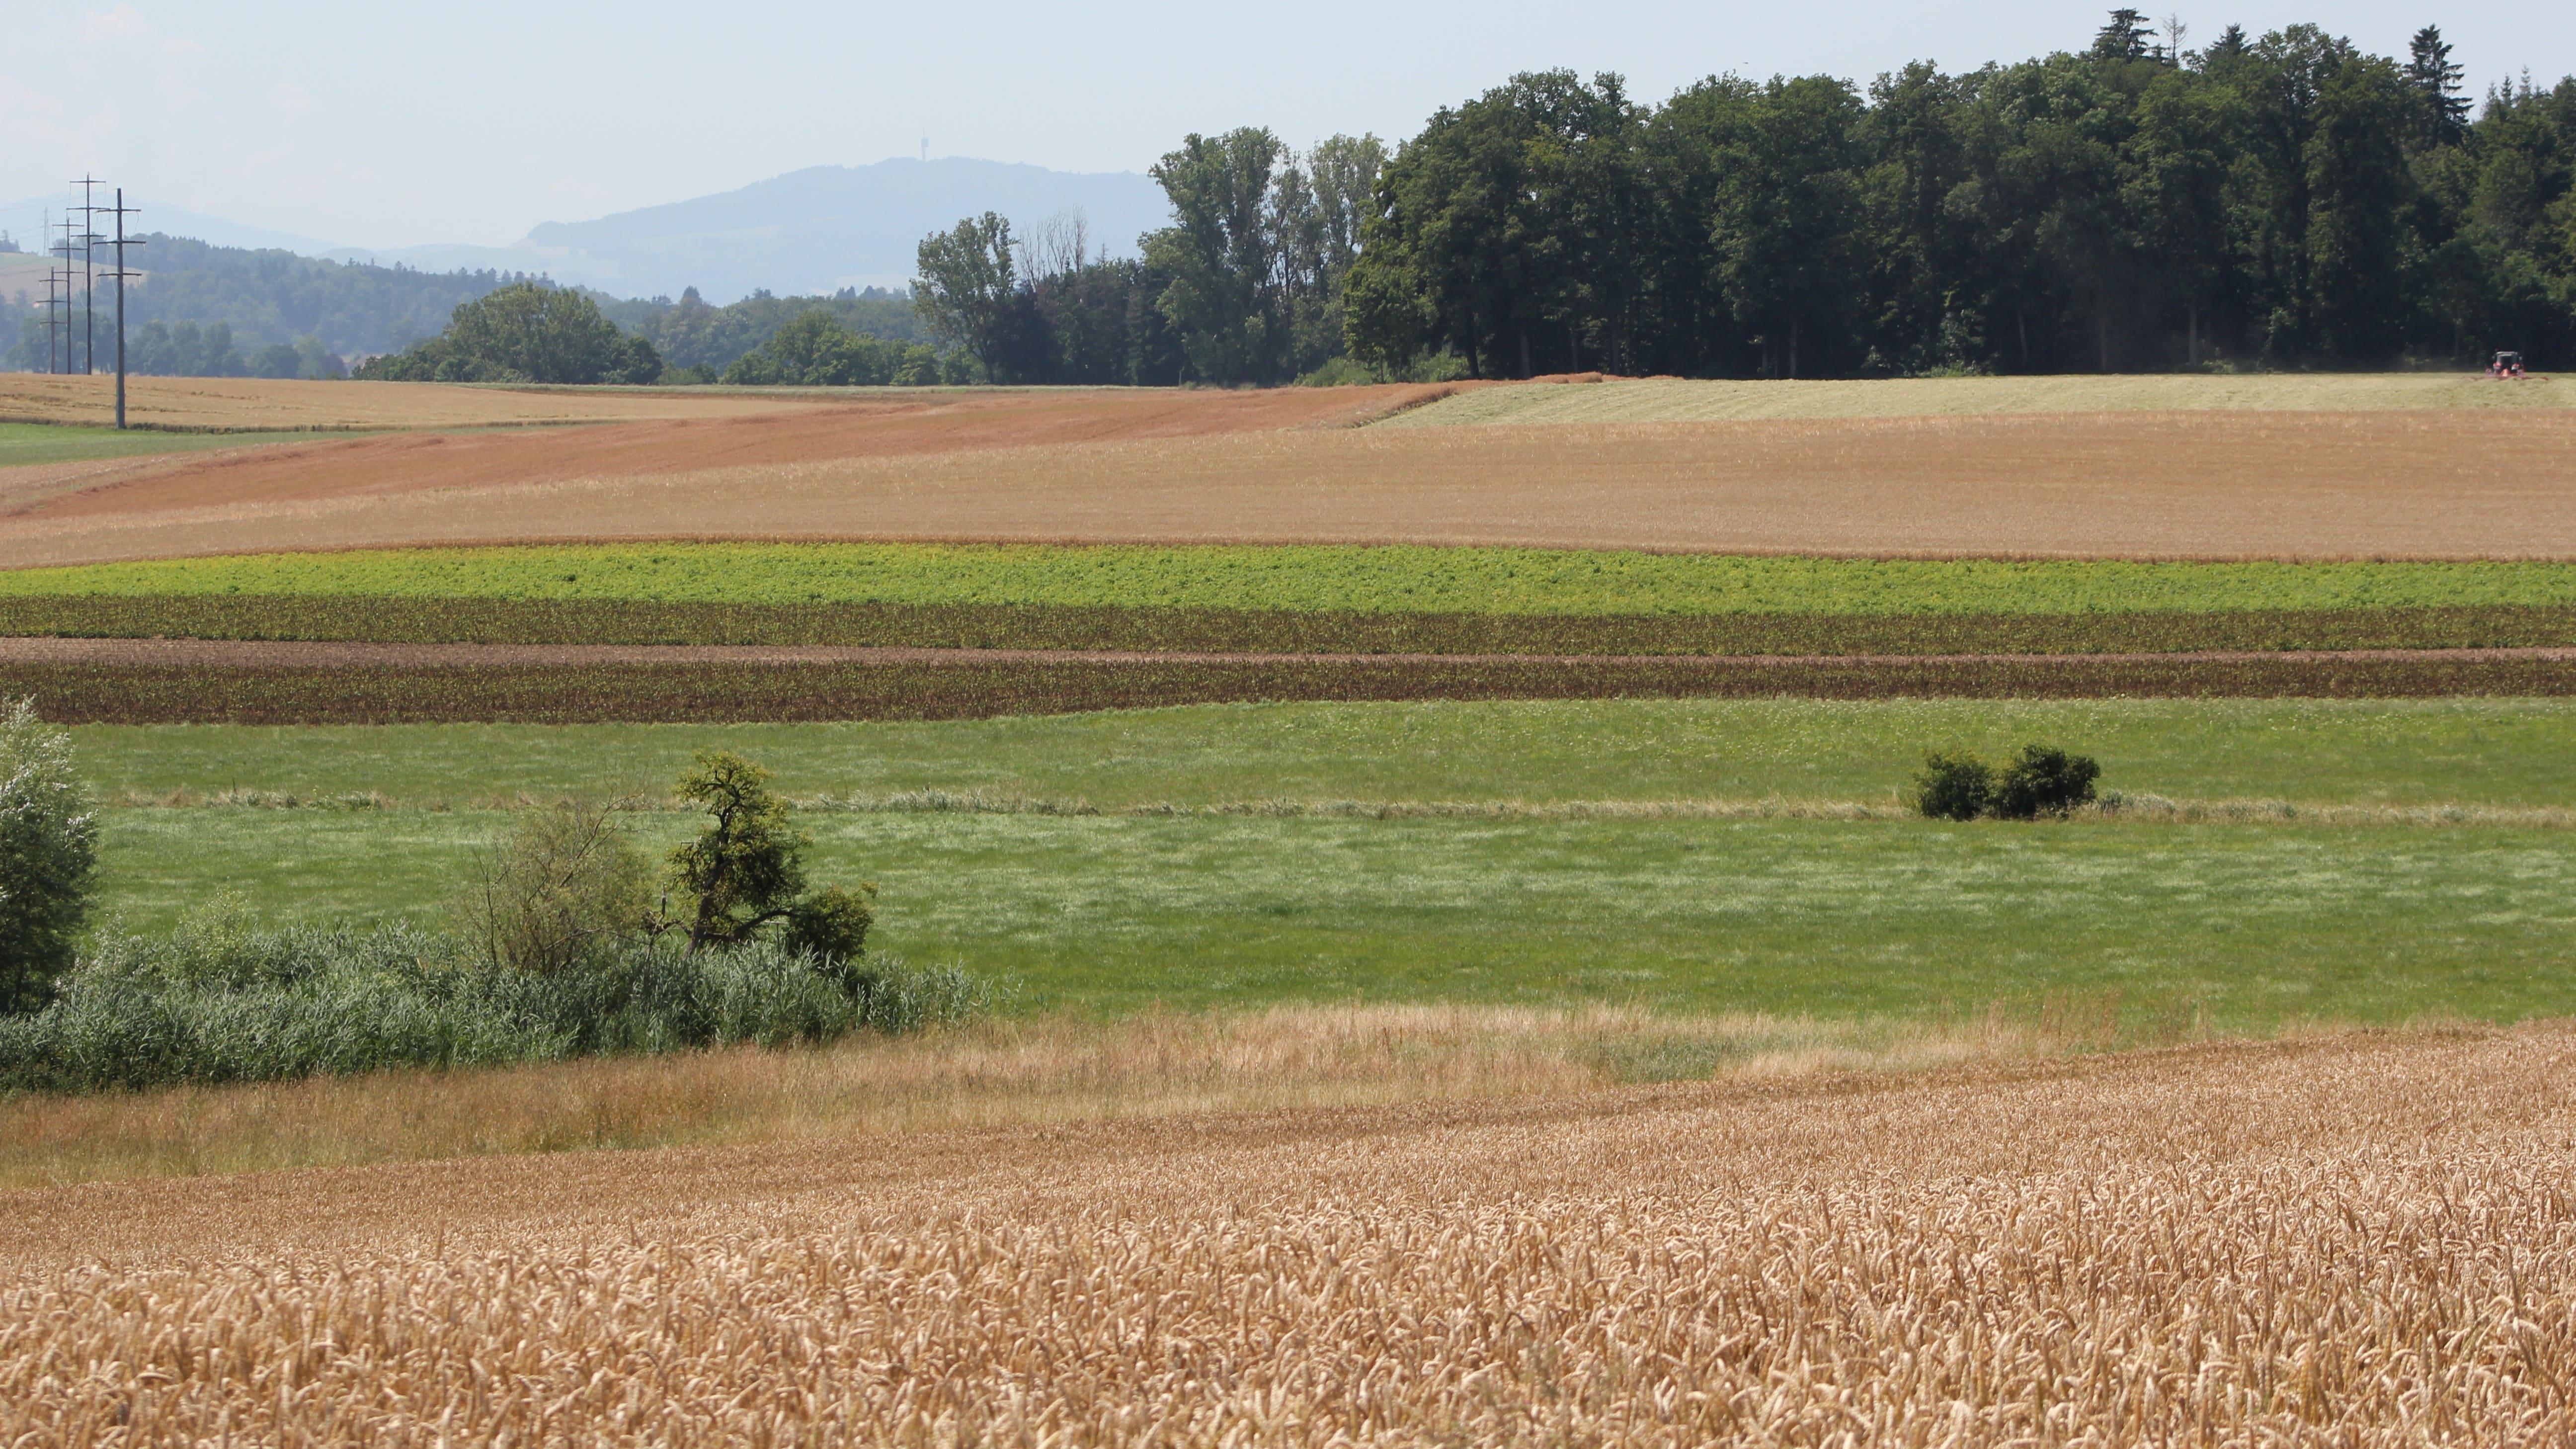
(0, 752, 973, 1096)
(0, 912, 983, 1094)
(0, 697, 98, 1013)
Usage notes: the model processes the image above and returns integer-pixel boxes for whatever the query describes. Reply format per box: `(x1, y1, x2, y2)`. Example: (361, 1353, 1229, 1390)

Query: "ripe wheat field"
(3, 1019, 2570, 1445)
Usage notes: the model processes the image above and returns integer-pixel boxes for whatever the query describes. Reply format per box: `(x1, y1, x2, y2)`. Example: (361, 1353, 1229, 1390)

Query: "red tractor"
(2489, 350, 2529, 380)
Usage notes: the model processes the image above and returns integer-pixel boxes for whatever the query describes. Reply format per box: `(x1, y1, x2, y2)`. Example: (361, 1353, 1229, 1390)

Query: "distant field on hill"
(0, 373, 859, 432)
(1385, 372, 2576, 426)
(11, 408, 2576, 568)
(0, 421, 306, 467)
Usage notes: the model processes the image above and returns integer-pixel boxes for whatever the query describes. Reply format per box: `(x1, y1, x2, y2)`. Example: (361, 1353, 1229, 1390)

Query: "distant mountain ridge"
(323, 158, 1171, 303)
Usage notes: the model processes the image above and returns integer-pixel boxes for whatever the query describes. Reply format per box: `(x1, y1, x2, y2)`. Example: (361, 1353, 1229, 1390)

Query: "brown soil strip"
(6, 635, 2574, 669)
(13, 595, 2576, 656)
(5, 649, 2566, 723)
(9, 407, 2574, 568)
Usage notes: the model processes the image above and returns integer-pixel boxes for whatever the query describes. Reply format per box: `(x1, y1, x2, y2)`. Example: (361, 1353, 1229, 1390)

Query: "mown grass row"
(10, 543, 2576, 616)
(10, 653, 2573, 725)
(10, 595, 2576, 655)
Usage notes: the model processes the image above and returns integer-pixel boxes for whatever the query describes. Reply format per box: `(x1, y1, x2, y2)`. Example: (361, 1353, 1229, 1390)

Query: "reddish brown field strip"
(2, 382, 1454, 520)
(4, 643, 2566, 722)
(8, 406, 2574, 568)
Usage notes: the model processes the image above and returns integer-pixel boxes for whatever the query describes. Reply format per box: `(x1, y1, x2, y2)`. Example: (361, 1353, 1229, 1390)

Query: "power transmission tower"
(46, 214, 77, 375)
(106, 190, 145, 429)
(76, 174, 103, 375)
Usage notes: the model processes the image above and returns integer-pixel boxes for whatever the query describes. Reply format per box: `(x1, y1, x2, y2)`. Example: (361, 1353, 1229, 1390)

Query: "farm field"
(64, 700, 2576, 1023)
(9, 386, 2576, 568)
(0, 421, 304, 468)
(1385, 370, 2576, 425)
(69, 698, 2576, 810)
(4, 1023, 2571, 1443)
(0, 371, 876, 431)
(93, 805, 2576, 1023)
(21, 547, 2576, 663)
(17, 541, 2576, 614)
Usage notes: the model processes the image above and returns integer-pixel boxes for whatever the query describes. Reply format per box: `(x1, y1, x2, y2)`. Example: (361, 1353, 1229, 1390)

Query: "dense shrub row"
(7, 595, 2576, 656)
(0, 924, 982, 1093)
(5, 652, 2572, 727)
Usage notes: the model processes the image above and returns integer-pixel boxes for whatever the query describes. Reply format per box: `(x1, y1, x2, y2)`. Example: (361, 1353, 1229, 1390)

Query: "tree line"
(1340, 16, 2573, 377)
(911, 14, 2574, 381)
(911, 136, 1394, 387)
(47, 13, 2575, 385)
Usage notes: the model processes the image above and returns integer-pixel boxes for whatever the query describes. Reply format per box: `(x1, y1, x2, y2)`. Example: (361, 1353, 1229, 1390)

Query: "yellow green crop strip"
(7, 543, 2576, 617)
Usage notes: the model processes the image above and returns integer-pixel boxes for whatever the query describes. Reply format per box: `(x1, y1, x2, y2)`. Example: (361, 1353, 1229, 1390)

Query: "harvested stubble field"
(5, 640, 2574, 724)
(0, 372, 875, 433)
(3, 1021, 2572, 1444)
(1384, 369, 2576, 425)
(9, 399, 2576, 569)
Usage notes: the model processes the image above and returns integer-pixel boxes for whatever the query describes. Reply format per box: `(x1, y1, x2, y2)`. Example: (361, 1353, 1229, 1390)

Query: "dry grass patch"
(0, 1002, 2148, 1192)
(0, 1020, 2569, 1445)
(1386, 370, 2576, 425)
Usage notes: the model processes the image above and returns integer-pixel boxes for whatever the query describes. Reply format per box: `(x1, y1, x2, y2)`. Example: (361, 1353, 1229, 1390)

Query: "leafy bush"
(1910, 750, 1994, 821)
(455, 799, 653, 973)
(1912, 743, 2100, 820)
(660, 751, 874, 958)
(0, 699, 98, 1012)
(1990, 744, 2102, 819)
(0, 921, 985, 1094)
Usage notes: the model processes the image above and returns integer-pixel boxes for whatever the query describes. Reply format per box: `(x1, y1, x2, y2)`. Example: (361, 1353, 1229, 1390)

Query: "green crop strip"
(8, 544, 2576, 617)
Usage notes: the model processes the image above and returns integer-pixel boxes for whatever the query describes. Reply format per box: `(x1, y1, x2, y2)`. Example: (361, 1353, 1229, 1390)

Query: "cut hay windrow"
(6, 648, 2571, 724)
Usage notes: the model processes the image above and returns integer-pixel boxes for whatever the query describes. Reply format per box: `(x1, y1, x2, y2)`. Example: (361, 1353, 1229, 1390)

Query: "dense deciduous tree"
(1348, 15, 2576, 375)
(355, 282, 661, 384)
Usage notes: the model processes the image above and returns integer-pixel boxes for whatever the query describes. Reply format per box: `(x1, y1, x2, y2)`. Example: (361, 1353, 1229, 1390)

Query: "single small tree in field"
(659, 751, 874, 960)
(0, 698, 98, 1012)
(456, 798, 653, 973)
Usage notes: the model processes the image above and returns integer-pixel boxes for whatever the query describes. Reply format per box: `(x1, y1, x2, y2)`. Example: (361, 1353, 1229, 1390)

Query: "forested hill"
(0, 237, 541, 374)
(0, 239, 930, 378)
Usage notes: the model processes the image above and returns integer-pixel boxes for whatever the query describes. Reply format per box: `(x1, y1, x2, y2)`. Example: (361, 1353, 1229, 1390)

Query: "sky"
(2, 0, 2570, 253)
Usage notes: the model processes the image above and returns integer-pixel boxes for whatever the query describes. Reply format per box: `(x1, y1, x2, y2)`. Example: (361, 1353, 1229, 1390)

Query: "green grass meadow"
(0, 422, 299, 467)
(71, 697, 2576, 1027)
(72, 697, 2576, 808)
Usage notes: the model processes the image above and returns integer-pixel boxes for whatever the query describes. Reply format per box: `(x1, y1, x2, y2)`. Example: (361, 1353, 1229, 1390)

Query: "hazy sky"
(3, 0, 2569, 251)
